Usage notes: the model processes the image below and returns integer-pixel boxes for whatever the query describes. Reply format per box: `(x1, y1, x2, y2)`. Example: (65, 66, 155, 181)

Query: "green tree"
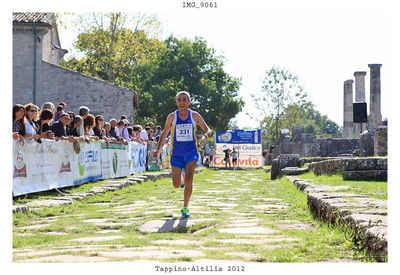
(254, 67, 339, 146)
(133, 36, 244, 131)
(60, 13, 162, 89)
(252, 66, 307, 144)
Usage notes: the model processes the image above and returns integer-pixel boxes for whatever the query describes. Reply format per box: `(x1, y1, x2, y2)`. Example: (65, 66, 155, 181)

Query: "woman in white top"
(83, 114, 100, 142)
(24, 103, 41, 142)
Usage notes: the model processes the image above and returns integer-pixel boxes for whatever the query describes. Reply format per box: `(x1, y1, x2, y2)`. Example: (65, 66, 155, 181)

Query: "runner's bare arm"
(193, 112, 212, 142)
(153, 112, 174, 158)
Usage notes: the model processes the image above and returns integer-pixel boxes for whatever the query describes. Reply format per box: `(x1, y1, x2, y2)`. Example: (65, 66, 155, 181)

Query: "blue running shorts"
(170, 154, 199, 169)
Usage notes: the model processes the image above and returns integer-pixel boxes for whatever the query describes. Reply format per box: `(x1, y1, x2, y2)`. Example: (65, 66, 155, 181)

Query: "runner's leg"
(183, 160, 197, 208)
(171, 166, 183, 188)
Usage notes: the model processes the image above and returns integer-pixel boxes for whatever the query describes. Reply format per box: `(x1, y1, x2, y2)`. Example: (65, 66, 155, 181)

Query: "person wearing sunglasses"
(23, 103, 41, 142)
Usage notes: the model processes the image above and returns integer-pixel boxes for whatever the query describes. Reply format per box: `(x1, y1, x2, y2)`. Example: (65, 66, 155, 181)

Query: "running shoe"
(181, 208, 191, 218)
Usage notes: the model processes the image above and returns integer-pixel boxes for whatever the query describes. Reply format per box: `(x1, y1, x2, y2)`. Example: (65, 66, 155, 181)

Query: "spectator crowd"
(12, 101, 216, 167)
(12, 101, 162, 147)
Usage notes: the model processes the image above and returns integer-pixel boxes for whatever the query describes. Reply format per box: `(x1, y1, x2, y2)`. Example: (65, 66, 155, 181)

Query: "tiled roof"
(12, 12, 54, 24)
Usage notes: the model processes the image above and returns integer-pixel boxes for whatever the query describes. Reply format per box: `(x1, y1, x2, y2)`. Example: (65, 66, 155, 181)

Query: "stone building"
(12, 12, 137, 122)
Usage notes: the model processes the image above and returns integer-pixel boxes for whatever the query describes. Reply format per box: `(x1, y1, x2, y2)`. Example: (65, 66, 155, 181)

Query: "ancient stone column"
(354, 71, 367, 137)
(343, 80, 354, 138)
(368, 64, 382, 130)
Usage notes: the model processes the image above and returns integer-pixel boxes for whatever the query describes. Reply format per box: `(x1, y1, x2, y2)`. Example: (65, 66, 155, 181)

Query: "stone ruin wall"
(271, 127, 360, 159)
(265, 122, 387, 166)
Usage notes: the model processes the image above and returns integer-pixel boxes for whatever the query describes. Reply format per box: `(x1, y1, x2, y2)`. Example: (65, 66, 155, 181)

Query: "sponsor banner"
(215, 143, 262, 156)
(212, 155, 263, 168)
(13, 139, 153, 196)
(213, 143, 262, 168)
(129, 141, 147, 174)
(72, 140, 102, 185)
(12, 139, 74, 196)
(147, 143, 160, 171)
(101, 141, 130, 179)
(216, 129, 261, 144)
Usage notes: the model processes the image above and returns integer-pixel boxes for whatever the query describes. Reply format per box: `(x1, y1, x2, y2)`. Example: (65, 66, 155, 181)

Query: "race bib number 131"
(176, 124, 193, 142)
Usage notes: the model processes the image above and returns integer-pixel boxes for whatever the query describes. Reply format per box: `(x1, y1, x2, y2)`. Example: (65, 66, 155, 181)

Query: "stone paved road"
(13, 169, 362, 263)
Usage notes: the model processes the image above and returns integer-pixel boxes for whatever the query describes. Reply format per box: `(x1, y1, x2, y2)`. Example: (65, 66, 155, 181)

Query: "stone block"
(301, 133, 314, 144)
(342, 158, 358, 171)
(281, 167, 309, 175)
(326, 138, 359, 157)
(359, 130, 374, 157)
(374, 125, 387, 156)
(376, 158, 387, 170)
(278, 154, 299, 168)
(303, 143, 313, 157)
(357, 159, 378, 170)
(343, 170, 387, 181)
(271, 159, 280, 180)
(309, 159, 345, 175)
(280, 128, 290, 139)
(291, 126, 303, 142)
(290, 142, 303, 156)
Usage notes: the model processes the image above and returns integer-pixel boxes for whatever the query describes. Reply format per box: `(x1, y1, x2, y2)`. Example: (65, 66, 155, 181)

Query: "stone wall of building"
(310, 138, 359, 157)
(13, 18, 136, 123)
(38, 61, 136, 123)
(13, 26, 46, 105)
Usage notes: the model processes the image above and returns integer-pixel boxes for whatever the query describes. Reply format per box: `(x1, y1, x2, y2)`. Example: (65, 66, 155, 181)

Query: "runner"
(153, 91, 212, 218)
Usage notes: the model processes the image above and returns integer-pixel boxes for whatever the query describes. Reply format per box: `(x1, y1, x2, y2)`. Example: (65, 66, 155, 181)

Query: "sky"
(54, 0, 396, 130)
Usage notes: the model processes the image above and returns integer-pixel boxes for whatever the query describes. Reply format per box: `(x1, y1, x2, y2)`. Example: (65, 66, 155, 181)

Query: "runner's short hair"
(176, 91, 190, 100)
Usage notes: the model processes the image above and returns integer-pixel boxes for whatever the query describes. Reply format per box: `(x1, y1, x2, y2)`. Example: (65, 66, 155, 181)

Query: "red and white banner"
(213, 143, 262, 168)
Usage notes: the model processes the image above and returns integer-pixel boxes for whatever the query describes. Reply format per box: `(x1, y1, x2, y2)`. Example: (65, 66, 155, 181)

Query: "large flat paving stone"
(215, 237, 299, 244)
(69, 236, 124, 243)
(16, 223, 51, 230)
(218, 226, 278, 234)
(97, 248, 204, 259)
(139, 218, 215, 233)
(152, 239, 202, 246)
(16, 255, 109, 262)
(82, 218, 134, 227)
(276, 223, 315, 231)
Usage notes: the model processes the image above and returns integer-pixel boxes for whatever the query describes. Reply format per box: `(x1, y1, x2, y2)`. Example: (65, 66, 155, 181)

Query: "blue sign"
(216, 130, 261, 144)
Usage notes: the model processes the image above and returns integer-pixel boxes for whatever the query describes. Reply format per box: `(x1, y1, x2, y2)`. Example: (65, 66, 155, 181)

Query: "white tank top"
(25, 121, 37, 135)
